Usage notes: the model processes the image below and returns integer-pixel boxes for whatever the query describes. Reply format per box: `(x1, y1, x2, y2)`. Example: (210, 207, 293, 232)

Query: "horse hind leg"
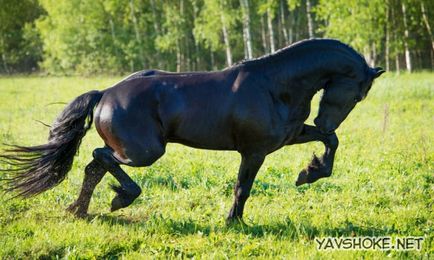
(89, 147, 143, 212)
(67, 159, 106, 217)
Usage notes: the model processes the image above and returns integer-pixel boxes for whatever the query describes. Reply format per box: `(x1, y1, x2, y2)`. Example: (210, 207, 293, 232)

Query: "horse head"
(314, 66, 385, 134)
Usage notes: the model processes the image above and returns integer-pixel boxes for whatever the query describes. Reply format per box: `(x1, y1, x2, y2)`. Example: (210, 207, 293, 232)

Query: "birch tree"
(401, 1, 412, 72)
(240, 0, 253, 59)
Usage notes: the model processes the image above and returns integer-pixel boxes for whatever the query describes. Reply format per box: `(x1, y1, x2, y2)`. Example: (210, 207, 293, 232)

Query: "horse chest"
(268, 103, 309, 147)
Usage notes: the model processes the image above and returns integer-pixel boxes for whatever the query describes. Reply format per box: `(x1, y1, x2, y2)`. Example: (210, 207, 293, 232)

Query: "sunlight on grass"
(0, 73, 432, 258)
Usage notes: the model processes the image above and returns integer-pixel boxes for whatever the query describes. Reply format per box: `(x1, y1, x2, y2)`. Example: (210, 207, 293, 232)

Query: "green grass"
(0, 73, 432, 259)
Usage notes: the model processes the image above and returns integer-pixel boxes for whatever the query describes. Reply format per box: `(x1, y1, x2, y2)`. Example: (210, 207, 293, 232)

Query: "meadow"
(0, 73, 432, 258)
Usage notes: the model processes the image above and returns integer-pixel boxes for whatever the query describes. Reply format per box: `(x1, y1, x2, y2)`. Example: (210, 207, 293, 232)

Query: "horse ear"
(372, 67, 385, 78)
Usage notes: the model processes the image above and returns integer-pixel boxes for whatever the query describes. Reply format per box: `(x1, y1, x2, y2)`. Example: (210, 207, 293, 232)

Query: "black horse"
(0, 39, 384, 223)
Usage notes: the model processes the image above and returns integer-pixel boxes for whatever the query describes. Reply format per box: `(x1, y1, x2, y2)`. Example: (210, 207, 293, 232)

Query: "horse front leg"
(227, 153, 265, 225)
(287, 124, 339, 186)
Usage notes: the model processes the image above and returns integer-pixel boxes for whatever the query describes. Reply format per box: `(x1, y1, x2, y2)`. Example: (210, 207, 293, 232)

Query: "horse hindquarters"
(94, 86, 167, 167)
(76, 86, 167, 212)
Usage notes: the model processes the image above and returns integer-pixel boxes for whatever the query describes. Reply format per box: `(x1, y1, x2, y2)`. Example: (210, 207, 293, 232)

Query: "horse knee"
(326, 134, 339, 149)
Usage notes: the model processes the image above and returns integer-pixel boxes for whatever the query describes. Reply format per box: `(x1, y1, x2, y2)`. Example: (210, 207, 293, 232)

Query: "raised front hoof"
(295, 169, 309, 186)
(66, 202, 88, 218)
(295, 154, 332, 186)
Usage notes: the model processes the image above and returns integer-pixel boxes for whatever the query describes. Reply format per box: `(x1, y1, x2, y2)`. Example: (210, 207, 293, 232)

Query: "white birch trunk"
(129, 0, 145, 68)
(220, 13, 232, 66)
(385, 0, 390, 71)
(240, 0, 253, 59)
(261, 15, 268, 53)
(280, 0, 288, 44)
(401, 2, 412, 72)
(306, 0, 314, 39)
(421, 2, 434, 53)
(267, 7, 275, 53)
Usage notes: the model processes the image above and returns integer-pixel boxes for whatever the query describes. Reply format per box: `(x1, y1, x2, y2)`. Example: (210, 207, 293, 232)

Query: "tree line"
(1, 0, 433, 75)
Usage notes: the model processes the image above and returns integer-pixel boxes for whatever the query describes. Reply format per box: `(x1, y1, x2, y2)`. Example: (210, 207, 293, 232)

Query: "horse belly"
(159, 93, 236, 150)
(166, 110, 236, 150)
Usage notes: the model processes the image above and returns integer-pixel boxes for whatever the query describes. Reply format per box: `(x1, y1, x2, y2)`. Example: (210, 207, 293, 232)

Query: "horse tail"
(0, 90, 103, 198)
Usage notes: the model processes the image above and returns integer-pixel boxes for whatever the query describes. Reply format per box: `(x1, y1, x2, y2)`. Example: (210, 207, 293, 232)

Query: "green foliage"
(0, 73, 433, 258)
(0, 0, 433, 74)
(194, 0, 238, 51)
(36, 0, 133, 74)
(0, 0, 44, 73)
(315, 0, 385, 51)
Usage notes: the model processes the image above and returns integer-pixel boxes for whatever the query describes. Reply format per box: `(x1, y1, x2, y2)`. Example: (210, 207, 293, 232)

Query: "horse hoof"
(66, 203, 88, 218)
(110, 194, 136, 212)
(225, 217, 247, 227)
(109, 184, 141, 212)
(295, 169, 309, 186)
(110, 195, 125, 212)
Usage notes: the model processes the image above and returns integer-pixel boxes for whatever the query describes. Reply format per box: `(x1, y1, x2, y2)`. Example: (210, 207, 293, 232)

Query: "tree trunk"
(280, 0, 289, 45)
(395, 54, 400, 75)
(210, 49, 216, 70)
(176, 40, 181, 72)
(150, 0, 161, 35)
(192, 1, 200, 69)
(294, 8, 301, 41)
(180, 0, 186, 71)
(129, 0, 145, 69)
(108, 17, 121, 67)
(306, 0, 314, 38)
(391, 0, 399, 73)
(240, 0, 253, 59)
(364, 46, 372, 66)
(431, 49, 434, 70)
(385, 0, 390, 71)
(288, 11, 294, 43)
(150, 0, 162, 67)
(1, 53, 9, 74)
(267, 7, 275, 53)
(421, 1, 434, 53)
(261, 15, 268, 53)
(401, 2, 412, 72)
(220, 12, 232, 66)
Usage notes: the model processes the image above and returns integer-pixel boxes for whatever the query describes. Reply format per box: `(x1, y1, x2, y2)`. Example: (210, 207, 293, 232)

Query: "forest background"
(1, 0, 433, 75)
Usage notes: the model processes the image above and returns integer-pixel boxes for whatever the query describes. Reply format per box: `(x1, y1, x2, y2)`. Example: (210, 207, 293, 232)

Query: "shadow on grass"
(85, 213, 141, 225)
(87, 213, 400, 241)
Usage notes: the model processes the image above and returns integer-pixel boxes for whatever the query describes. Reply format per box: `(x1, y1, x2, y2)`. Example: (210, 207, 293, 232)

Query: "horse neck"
(265, 47, 362, 98)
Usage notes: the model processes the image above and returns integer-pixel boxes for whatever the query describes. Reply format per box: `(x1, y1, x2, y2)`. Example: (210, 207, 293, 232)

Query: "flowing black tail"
(0, 90, 103, 198)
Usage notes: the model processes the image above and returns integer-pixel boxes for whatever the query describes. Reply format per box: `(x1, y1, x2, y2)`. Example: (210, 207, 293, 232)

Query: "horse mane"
(237, 38, 367, 68)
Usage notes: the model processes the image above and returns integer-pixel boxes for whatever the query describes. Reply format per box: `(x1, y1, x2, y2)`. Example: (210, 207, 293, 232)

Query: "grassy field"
(0, 73, 432, 259)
